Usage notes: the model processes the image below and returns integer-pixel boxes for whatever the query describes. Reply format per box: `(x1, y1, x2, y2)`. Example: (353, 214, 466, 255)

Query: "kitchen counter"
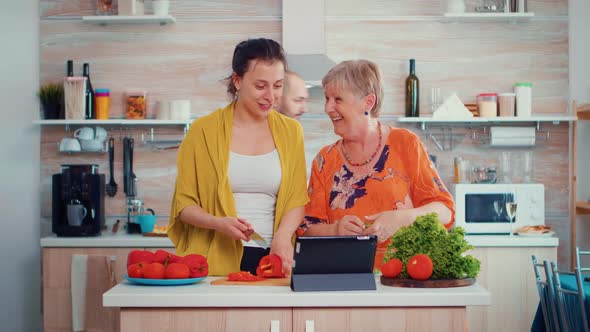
(103, 276, 491, 308)
(41, 233, 558, 248)
(103, 277, 491, 332)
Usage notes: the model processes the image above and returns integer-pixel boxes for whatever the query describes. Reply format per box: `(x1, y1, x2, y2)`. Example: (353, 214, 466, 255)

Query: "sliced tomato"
(227, 271, 265, 282)
(256, 254, 285, 278)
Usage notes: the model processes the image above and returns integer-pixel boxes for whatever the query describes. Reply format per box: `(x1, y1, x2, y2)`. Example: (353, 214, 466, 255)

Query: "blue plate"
(124, 275, 206, 286)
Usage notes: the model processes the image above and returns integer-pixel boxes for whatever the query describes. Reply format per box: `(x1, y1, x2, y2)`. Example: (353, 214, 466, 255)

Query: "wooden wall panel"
(39, 0, 572, 265)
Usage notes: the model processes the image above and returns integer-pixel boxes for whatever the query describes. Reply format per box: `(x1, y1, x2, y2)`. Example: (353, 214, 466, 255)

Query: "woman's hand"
(363, 210, 413, 243)
(216, 216, 253, 241)
(336, 215, 366, 235)
(270, 232, 294, 275)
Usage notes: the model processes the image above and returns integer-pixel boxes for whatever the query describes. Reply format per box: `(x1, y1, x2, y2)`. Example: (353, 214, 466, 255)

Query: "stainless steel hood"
(283, 0, 336, 87)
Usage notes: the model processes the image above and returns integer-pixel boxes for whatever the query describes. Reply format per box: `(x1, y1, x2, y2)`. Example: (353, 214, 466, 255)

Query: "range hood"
(282, 0, 336, 87)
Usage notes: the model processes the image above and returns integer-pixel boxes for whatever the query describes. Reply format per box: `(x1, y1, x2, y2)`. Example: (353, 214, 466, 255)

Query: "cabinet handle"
(270, 320, 280, 332)
(305, 320, 315, 332)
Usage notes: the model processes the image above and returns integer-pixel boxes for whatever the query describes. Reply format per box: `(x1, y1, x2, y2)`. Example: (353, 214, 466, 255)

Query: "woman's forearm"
(407, 201, 452, 225)
(178, 205, 220, 230)
(274, 206, 305, 240)
(301, 222, 337, 236)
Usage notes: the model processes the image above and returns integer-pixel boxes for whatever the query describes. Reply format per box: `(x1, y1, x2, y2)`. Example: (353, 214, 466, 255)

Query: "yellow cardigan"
(167, 102, 310, 276)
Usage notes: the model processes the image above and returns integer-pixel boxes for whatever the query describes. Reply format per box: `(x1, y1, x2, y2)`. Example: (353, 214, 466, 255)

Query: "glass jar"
(126, 91, 147, 119)
(95, 89, 110, 119)
(96, 0, 113, 15)
(477, 93, 498, 118)
(498, 93, 516, 117)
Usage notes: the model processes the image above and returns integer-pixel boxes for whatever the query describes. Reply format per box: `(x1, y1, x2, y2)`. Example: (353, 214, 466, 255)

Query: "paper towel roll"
(490, 126, 535, 146)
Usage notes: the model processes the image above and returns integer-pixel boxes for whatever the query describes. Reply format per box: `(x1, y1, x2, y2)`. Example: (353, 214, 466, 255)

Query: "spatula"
(105, 137, 118, 197)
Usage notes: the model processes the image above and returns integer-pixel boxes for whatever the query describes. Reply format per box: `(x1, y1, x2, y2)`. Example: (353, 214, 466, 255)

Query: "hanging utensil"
(105, 137, 117, 197)
(123, 137, 131, 197)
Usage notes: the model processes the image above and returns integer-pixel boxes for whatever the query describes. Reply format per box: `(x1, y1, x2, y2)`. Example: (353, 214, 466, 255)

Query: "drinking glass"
(430, 87, 442, 112)
(505, 191, 518, 235)
(493, 200, 504, 221)
(499, 151, 512, 183)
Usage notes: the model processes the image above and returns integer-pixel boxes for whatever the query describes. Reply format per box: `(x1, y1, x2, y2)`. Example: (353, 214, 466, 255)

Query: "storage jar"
(126, 91, 147, 119)
(498, 93, 516, 117)
(477, 93, 498, 118)
(95, 89, 110, 120)
(515, 82, 532, 117)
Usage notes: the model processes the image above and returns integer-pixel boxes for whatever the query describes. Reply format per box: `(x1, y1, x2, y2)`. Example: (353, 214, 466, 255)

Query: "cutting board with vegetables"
(211, 277, 290, 286)
(380, 276, 475, 288)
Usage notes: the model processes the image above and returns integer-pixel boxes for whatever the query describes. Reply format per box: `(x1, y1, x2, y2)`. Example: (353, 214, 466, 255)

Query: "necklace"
(341, 122, 383, 167)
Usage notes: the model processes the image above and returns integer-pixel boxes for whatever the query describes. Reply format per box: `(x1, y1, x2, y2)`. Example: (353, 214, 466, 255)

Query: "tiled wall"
(39, 0, 572, 265)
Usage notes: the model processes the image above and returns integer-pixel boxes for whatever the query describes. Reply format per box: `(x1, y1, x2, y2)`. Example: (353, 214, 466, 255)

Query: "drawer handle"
(305, 320, 315, 332)
(270, 320, 280, 332)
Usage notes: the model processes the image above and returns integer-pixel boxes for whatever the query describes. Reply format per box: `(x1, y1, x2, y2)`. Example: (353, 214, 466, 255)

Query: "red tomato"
(227, 271, 264, 282)
(406, 254, 433, 281)
(127, 263, 143, 278)
(142, 262, 166, 279)
(127, 250, 154, 267)
(165, 263, 190, 279)
(256, 254, 285, 278)
(181, 254, 208, 278)
(381, 258, 403, 278)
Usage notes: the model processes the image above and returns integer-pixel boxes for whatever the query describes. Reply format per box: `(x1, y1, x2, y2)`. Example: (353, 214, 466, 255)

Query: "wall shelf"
(441, 12, 535, 23)
(397, 115, 575, 124)
(34, 119, 191, 125)
(82, 15, 176, 25)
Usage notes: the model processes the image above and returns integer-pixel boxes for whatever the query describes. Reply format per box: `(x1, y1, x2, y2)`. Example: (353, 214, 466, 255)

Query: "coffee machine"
(52, 164, 105, 236)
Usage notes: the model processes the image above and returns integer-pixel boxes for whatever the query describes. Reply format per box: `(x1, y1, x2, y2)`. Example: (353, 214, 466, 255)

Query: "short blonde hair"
(322, 59, 384, 117)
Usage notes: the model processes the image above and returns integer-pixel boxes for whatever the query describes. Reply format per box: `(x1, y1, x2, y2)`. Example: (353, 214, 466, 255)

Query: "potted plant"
(37, 82, 64, 119)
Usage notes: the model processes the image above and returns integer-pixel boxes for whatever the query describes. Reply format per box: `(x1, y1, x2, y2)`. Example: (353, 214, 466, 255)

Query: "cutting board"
(210, 277, 290, 287)
(380, 276, 475, 288)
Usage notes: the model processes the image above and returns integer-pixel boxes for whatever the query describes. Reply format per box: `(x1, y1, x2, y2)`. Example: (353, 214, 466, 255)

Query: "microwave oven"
(453, 183, 544, 234)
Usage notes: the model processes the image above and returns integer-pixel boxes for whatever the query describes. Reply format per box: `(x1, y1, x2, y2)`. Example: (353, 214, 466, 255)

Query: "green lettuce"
(384, 213, 480, 279)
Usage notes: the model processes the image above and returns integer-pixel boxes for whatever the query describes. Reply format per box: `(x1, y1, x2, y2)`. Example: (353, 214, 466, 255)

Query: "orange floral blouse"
(300, 126, 455, 269)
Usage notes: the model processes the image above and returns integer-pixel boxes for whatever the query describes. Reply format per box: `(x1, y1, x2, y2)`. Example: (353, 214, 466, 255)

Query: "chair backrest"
(550, 261, 589, 332)
(532, 255, 561, 332)
(575, 247, 590, 273)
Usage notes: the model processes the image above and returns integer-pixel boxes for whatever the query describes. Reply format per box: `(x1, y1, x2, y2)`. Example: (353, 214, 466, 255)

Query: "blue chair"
(575, 247, 590, 273)
(550, 261, 589, 332)
(532, 255, 561, 332)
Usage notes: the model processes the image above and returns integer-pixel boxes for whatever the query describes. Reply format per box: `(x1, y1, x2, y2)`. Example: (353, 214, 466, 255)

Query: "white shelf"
(441, 12, 535, 23)
(34, 119, 192, 125)
(397, 115, 576, 123)
(82, 15, 176, 25)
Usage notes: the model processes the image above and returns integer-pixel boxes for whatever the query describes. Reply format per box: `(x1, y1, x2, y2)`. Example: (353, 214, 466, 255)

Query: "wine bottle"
(405, 59, 419, 117)
(66, 60, 74, 77)
(83, 63, 95, 119)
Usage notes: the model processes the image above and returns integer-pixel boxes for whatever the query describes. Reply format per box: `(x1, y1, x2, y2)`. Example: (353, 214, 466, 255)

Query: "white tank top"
(228, 149, 281, 248)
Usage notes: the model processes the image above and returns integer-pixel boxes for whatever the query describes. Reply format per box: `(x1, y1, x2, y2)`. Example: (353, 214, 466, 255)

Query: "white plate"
(516, 231, 555, 237)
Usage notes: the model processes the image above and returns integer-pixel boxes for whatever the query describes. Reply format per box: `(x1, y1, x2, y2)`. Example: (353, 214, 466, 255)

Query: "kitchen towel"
(71, 254, 88, 332)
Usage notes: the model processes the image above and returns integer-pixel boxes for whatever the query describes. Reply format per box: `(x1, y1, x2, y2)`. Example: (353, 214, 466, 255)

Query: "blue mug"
(138, 208, 156, 233)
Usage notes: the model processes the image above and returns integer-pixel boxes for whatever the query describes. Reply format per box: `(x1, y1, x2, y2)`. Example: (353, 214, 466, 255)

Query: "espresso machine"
(52, 164, 105, 236)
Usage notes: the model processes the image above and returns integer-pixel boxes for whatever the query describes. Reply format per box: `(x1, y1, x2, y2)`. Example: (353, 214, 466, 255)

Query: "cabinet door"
(293, 307, 465, 332)
(120, 308, 293, 332)
(466, 247, 557, 332)
(43, 247, 140, 332)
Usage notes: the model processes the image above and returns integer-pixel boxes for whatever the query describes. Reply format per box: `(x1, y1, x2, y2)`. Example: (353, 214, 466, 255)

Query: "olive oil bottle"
(405, 59, 419, 117)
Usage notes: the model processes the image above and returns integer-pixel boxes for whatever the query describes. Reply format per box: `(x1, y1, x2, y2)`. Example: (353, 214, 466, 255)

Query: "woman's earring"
(364, 111, 369, 116)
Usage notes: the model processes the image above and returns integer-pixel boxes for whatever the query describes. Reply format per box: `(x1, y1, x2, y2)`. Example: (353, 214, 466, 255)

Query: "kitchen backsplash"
(39, 0, 570, 263)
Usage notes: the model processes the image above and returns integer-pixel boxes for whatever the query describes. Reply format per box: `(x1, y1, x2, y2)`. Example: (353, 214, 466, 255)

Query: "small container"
(498, 93, 516, 117)
(126, 91, 147, 119)
(96, 0, 113, 15)
(477, 93, 498, 118)
(95, 88, 110, 120)
(515, 82, 532, 117)
(454, 157, 462, 184)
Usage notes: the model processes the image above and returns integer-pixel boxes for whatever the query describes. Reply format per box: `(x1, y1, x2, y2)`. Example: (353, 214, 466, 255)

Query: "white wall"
(570, 0, 590, 263)
(0, 1, 41, 331)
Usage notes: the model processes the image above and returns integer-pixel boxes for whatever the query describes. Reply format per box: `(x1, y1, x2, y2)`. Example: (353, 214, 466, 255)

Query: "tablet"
(292, 235, 377, 275)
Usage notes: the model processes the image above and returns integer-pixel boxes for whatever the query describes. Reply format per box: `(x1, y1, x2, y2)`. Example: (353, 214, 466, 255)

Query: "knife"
(250, 232, 268, 248)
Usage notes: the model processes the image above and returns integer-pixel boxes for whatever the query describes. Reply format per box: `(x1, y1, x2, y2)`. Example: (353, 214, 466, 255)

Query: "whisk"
(106, 137, 118, 197)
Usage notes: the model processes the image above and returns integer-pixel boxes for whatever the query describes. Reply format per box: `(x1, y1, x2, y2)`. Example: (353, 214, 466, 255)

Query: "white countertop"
(103, 277, 491, 308)
(41, 233, 558, 248)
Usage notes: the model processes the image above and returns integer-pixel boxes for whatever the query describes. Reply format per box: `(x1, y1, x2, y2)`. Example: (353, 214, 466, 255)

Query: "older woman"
(299, 60, 454, 269)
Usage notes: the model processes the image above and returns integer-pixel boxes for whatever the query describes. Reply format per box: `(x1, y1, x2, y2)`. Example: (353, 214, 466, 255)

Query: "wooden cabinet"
(42, 247, 140, 332)
(466, 246, 557, 332)
(120, 308, 293, 332)
(572, 101, 590, 268)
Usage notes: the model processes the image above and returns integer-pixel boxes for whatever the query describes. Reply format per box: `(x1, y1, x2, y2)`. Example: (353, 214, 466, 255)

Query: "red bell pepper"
(256, 254, 285, 278)
(181, 254, 209, 278)
(126, 250, 154, 267)
(227, 271, 265, 282)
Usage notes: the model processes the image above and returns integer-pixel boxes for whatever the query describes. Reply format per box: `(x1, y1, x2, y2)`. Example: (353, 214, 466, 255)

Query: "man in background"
(277, 71, 309, 120)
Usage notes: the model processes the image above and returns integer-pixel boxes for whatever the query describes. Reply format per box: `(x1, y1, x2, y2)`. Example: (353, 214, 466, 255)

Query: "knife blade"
(250, 232, 268, 248)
